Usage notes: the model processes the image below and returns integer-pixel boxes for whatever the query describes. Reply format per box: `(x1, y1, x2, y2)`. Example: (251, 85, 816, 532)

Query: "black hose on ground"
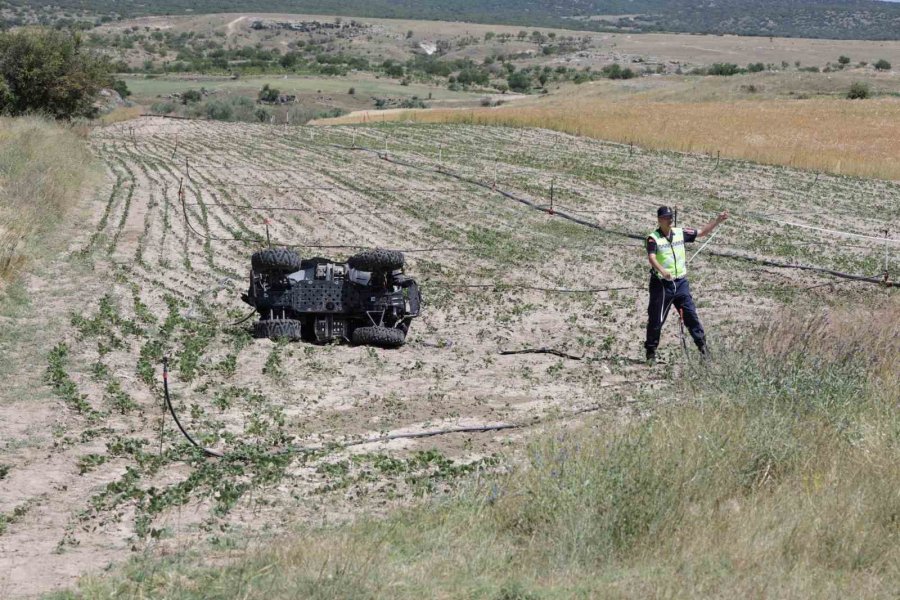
(162, 357, 224, 458)
(500, 348, 583, 360)
(159, 359, 653, 461)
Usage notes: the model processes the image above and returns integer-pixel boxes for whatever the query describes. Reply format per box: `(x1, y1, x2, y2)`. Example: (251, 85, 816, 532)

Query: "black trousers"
(644, 275, 705, 352)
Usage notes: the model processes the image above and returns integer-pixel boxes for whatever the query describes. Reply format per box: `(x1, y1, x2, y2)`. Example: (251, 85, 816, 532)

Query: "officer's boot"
(697, 341, 710, 361)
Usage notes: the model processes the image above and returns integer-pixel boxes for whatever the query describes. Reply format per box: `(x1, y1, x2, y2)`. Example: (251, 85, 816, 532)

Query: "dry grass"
(326, 95, 900, 181)
(67, 297, 900, 599)
(0, 117, 94, 284)
(98, 106, 146, 125)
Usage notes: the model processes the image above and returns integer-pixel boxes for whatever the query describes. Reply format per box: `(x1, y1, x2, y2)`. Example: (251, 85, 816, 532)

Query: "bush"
(111, 79, 131, 98)
(204, 99, 232, 120)
(601, 63, 636, 80)
(747, 62, 765, 73)
(838, 55, 851, 66)
(708, 63, 742, 76)
(847, 81, 870, 99)
(258, 83, 279, 103)
(874, 59, 891, 71)
(506, 71, 532, 92)
(150, 101, 174, 114)
(180, 89, 202, 104)
(0, 28, 112, 119)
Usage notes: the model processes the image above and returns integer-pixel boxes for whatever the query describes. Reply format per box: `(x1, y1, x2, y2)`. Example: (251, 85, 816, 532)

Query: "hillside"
(1, 116, 898, 596)
(6, 0, 900, 39)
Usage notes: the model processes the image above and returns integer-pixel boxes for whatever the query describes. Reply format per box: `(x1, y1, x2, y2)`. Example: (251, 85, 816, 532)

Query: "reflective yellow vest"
(649, 227, 687, 280)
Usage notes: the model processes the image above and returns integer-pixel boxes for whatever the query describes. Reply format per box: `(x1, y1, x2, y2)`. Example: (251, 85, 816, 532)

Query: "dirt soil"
(0, 117, 897, 598)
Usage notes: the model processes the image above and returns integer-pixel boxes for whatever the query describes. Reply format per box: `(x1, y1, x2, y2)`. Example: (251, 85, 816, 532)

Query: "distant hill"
(6, 0, 900, 40)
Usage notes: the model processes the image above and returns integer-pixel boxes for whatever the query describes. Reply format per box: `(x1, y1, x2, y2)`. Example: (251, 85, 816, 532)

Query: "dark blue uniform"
(644, 228, 706, 355)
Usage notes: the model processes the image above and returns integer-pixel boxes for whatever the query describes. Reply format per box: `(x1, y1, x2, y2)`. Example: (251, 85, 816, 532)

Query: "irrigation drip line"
(141, 113, 199, 121)
(749, 213, 900, 245)
(177, 187, 469, 253)
(159, 360, 654, 461)
(424, 282, 640, 294)
(332, 144, 897, 289)
(184, 202, 383, 215)
(203, 182, 476, 192)
(162, 358, 224, 458)
(499, 348, 584, 360)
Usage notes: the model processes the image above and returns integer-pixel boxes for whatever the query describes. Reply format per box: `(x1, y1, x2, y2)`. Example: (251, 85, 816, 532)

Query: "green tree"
(0, 28, 111, 119)
(874, 59, 892, 71)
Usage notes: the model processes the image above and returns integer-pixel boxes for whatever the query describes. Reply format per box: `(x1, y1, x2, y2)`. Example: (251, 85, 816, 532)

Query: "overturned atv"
(241, 247, 422, 348)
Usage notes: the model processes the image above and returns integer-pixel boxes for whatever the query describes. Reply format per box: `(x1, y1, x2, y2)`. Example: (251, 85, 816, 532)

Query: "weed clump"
(847, 81, 871, 99)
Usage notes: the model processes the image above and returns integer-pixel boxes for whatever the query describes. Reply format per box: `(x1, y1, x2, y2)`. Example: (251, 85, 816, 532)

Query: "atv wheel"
(251, 248, 301, 274)
(347, 248, 404, 272)
(352, 326, 406, 348)
(254, 318, 303, 341)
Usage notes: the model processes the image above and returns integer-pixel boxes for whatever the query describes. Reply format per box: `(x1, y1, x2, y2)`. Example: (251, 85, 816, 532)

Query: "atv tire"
(352, 326, 406, 348)
(251, 248, 301, 274)
(347, 249, 404, 272)
(254, 318, 303, 341)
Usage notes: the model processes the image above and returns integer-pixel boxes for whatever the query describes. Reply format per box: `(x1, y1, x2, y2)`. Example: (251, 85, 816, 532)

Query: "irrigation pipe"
(162, 357, 224, 458)
(499, 348, 583, 360)
(159, 361, 654, 461)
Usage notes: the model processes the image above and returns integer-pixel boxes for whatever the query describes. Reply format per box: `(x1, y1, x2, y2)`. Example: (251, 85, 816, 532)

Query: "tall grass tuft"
(67, 298, 900, 599)
(0, 117, 93, 284)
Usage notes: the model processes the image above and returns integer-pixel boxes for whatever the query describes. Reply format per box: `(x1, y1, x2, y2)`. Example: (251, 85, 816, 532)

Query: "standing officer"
(645, 206, 728, 363)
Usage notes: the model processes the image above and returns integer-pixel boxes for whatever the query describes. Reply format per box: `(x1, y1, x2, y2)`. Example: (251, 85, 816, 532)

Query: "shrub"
(111, 79, 131, 98)
(399, 96, 427, 109)
(0, 28, 112, 119)
(257, 83, 279, 103)
(708, 63, 742, 76)
(150, 101, 174, 114)
(204, 99, 233, 120)
(847, 81, 870, 99)
(747, 62, 765, 73)
(838, 55, 851, 66)
(180, 89, 202, 104)
(601, 63, 636, 80)
(874, 59, 892, 71)
(348, 87, 355, 95)
(506, 71, 532, 92)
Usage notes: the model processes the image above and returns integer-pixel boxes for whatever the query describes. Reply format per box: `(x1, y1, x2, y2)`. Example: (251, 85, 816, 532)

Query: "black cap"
(657, 206, 674, 218)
